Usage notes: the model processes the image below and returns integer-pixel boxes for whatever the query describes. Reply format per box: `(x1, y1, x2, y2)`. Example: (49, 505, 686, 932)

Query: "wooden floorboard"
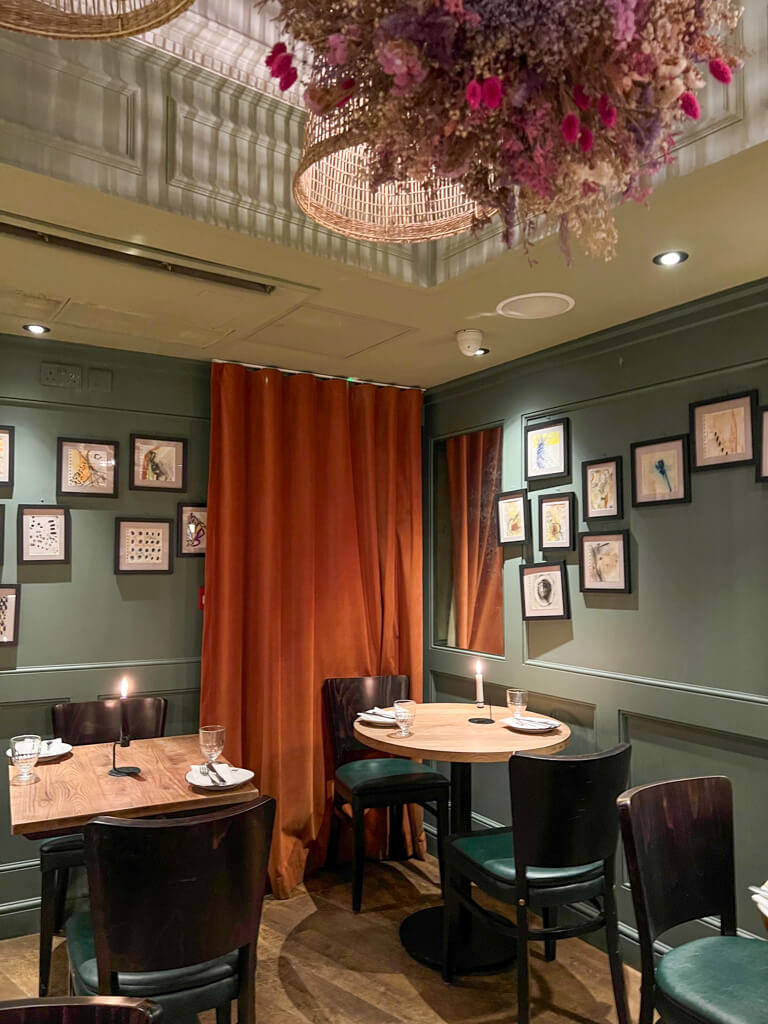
(0, 856, 641, 1023)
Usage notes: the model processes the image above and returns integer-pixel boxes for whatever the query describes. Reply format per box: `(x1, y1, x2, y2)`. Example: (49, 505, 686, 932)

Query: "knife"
(206, 761, 227, 785)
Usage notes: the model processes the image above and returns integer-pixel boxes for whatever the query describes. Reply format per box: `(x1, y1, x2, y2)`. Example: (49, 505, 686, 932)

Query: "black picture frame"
(495, 488, 531, 545)
(177, 503, 207, 557)
(57, 437, 119, 499)
(519, 560, 570, 620)
(538, 492, 575, 553)
(582, 455, 624, 521)
(578, 529, 632, 594)
(0, 505, 4, 565)
(0, 425, 14, 487)
(689, 389, 758, 472)
(630, 434, 691, 507)
(0, 583, 20, 646)
(17, 505, 71, 565)
(524, 417, 571, 483)
(115, 518, 174, 575)
(757, 406, 768, 482)
(129, 435, 188, 493)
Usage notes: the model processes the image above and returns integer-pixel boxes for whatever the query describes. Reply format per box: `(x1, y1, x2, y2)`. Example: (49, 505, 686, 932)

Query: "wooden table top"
(353, 702, 571, 763)
(8, 734, 259, 837)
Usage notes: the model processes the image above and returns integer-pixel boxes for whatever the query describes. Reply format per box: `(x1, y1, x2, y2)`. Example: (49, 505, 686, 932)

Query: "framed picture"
(18, 505, 71, 565)
(0, 426, 14, 486)
(177, 503, 207, 557)
(538, 492, 575, 552)
(582, 456, 623, 520)
(130, 435, 187, 492)
(0, 505, 4, 564)
(630, 435, 691, 507)
(525, 418, 570, 482)
(757, 407, 768, 482)
(579, 529, 631, 593)
(0, 584, 20, 645)
(689, 390, 757, 471)
(57, 438, 119, 498)
(115, 518, 173, 574)
(519, 561, 570, 620)
(496, 489, 530, 545)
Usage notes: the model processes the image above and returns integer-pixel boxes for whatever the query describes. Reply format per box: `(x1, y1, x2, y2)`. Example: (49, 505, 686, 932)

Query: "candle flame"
(475, 660, 483, 674)
(120, 678, 128, 699)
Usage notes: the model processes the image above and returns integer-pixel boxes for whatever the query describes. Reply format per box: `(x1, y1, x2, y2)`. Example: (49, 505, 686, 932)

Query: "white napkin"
(750, 887, 768, 920)
(189, 763, 244, 786)
(42, 738, 63, 752)
(371, 706, 396, 719)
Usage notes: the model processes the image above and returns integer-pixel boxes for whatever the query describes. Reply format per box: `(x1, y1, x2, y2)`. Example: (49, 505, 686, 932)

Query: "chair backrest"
(617, 776, 736, 951)
(509, 743, 631, 875)
(52, 698, 167, 746)
(0, 996, 161, 1024)
(323, 676, 409, 766)
(85, 797, 275, 984)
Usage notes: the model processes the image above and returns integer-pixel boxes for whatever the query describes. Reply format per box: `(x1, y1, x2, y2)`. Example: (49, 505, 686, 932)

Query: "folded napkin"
(371, 707, 396, 719)
(42, 738, 62, 751)
(189, 763, 244, 786)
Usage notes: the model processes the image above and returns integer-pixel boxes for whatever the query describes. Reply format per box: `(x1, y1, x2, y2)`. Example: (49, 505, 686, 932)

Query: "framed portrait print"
(57, 438, 118, 498)
(579, 529, 631, 593)
(130, 435, 187, 492)
(538, 492, 575, 552)
(757, 407, 768, 482)
(177, 503, 207, 557)
(18, 506, 71, 565)
(519, 561, 570, 620)
(496, 489, 530, 545)
(582, 456, 623, 520)
(630, 435, 691, 507)
(689, 390, 757, 471)
(115, 518, 173, 574)
(0, 426, 14, 487)
(525, 418, 570, 482)
(0, 584, 20, 645)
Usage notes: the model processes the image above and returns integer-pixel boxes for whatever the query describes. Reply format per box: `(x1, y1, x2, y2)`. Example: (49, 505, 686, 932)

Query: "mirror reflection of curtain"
(445, 427, 504, 656)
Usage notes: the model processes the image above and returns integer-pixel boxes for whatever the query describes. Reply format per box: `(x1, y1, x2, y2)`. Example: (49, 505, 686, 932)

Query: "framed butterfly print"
(57, 438, 118, 498)
(177, 503, 207, 557)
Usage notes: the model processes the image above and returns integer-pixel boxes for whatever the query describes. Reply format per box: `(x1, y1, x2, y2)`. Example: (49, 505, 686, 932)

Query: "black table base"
(399, 905, 515, 974)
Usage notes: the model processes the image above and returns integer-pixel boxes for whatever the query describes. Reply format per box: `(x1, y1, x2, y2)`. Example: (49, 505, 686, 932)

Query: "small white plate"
(501, 716, 561, 734)
(186, 764, 255, 791)
(356, 713, 396, 727)
(6, 741, 73, 761)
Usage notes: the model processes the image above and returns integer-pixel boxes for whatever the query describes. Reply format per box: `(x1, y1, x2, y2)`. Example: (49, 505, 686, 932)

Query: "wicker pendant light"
(293, 108, 482, 244)
(0, 0, 194, 40)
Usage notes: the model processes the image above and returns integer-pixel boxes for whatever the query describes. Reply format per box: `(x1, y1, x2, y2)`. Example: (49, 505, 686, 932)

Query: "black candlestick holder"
(108, 733, 140, 777)
(469, 703, 494, 725)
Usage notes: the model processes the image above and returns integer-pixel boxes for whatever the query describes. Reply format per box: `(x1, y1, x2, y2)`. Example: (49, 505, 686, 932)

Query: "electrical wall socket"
(40, 362, 82, 389)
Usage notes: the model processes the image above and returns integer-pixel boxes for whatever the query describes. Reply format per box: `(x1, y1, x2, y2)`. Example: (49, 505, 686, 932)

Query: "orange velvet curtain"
(200, 363, 424, 898)
(445, 427, 504, 655)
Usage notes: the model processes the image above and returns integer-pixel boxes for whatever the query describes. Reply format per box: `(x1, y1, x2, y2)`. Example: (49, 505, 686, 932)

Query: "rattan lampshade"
(0, 0, 194, 39)
(293, 109, 481, 244)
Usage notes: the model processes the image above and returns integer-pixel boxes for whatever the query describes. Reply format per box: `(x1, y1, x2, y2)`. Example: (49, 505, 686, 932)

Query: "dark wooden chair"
(38, 698, 168, 996)
(0, 996, 161, 1024)
(323, 676, 449, 913)
(442, 744, 631, 1024)
(618, 776, 768, 1024)
(66, 797, 275, 1024)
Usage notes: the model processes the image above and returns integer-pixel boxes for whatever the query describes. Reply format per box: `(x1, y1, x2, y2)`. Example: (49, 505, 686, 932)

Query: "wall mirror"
(433, 425, 504, 656)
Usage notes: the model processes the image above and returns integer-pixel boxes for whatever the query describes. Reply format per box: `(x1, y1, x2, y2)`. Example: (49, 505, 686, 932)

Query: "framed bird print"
(18, 506, 71, 565)
(130, 435, 187, 492)
(538, 492, 575, 552)
(496, 489, 531, 545)
(57, 438, 118, 498)
(630, 435, 691, 507)
(689, 390, 757, 472)
(177, 503, 207, 557)
(579, 529, 631, 593)
(582, 456, 623, 520)
(0, 426, 14, 487)
(524, 418, 570, 482)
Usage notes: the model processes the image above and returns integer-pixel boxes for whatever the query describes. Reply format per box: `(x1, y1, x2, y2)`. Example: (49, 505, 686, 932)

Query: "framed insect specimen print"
(496, 489, 530, 545)
(519, 561, 570, 621)
(630, 434, 691, 507)
(130, 435, 187, 492)
(17, 506, 71, 565)
(177, 503, 207, 557)
(538, 492, 575, 552)
(524, 418, 570, 482)
(0, 584, 20, 645)
(582, 456, 623, 520)
(115, 518, 173, 574)
(579, 529, 631, 593)
(689, 390, 757, 471)
(0, 426, 14, 487)
(57, 438, 118, 498)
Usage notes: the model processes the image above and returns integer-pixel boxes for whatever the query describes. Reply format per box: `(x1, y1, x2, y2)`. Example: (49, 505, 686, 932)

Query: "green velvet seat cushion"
(446, 827, 604, 886)
(656, 935, 768, 1024)
(335, 757, 447, 797)
(66, 911, 238, 1013)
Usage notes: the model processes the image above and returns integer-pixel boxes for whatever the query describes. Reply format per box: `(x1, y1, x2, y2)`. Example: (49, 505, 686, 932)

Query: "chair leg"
(516, 902, 531, 1024)
(352, 804, 366, 913)
(542, 906, 557, 962)
(54, 867, 69, 932)
(638, 980, 655, 1024)
(237, 945, 256, 1024)
(436, 796, 449, 896)
(326, 807, 341, 869)
(441, 865, 458, 984)
(216, 1002, 231, 1024)
(39, 867, 57, 996)
(603, 887, 630, 1024)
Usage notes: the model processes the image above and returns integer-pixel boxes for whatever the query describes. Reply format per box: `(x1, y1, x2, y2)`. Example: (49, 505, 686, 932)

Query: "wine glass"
(199, 725, 225, 765)
(506, 689, 528, 719)
(10, 734, 42, 786)
(393, 700, 416, 738)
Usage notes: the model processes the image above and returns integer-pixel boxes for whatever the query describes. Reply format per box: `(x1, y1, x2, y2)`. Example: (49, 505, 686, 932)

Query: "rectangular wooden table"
(8, 734, 259, 838)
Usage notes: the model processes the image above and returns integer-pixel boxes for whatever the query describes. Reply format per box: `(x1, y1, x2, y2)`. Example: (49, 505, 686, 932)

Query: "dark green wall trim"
(0, 657, 200, 677)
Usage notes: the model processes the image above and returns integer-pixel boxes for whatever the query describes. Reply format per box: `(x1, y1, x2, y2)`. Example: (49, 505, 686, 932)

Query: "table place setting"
(500, 688, 562, 733)
(355, 706, 397, 726)
(187, 725, 255, 791)
(5, 736, 72, 762)
(749, 883, 768, 931)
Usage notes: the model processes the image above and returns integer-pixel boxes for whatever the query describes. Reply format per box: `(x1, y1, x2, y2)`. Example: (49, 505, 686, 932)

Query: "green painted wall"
(0, 333, 210, 937)
(423, 278, 768, 959)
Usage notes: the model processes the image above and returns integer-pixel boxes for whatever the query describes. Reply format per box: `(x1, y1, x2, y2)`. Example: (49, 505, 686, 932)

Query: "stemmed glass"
(10, 734, 42, 786)
(393, 700, 416, 737)
(199, 725, 226, 765)
(506, 689, 529, 719)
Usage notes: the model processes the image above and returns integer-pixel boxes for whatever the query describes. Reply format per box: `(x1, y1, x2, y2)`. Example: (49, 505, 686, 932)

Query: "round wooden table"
(354, 702, 570, 973)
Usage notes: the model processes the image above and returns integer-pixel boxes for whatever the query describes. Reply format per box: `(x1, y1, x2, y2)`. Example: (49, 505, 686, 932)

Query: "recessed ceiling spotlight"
(496, 292, 575, 320)
(472, 347, 490, 356)
(652, 250, 689, 267)
(23, 323, 50, 335)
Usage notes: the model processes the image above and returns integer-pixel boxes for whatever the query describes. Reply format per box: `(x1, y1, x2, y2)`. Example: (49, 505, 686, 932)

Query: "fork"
(199, 764, 222, 785)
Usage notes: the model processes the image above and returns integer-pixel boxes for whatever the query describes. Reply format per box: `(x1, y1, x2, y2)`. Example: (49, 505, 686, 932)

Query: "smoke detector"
(456, 329, 490, 357)
(496, 292, 575, 319)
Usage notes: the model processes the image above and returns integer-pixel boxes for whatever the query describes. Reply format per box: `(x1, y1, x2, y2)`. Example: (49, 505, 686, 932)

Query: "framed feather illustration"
(57, 438, 118, 498)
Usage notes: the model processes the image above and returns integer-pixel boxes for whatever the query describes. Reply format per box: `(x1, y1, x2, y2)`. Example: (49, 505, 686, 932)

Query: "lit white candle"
(474, 660, 484, 706)
(119, 677, 128, 741)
